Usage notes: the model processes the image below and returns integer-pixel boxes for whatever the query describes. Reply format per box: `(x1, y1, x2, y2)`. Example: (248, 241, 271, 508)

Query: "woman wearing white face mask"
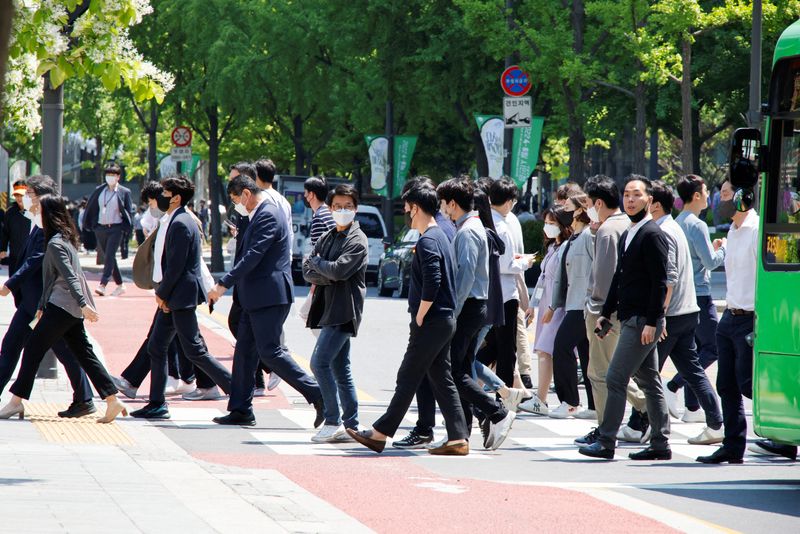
(525, 205, 573, 416)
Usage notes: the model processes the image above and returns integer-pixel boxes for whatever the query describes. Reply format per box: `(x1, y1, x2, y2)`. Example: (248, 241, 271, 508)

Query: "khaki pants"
(584, 311, 647, 425)
(516, 307, 533, 377)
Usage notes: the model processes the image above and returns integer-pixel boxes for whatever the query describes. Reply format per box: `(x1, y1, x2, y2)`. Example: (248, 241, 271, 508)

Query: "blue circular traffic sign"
(501, 65, 531, 97)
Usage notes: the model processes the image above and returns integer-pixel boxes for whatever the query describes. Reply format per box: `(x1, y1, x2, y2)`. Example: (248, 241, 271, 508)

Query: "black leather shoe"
(578, 441, 614, 459)
(213, 411, 256, 426)
(58, 401, 97, 418)
(696, 447, 743, 464)
(313, 399, 325, 429)
(753, 439, 798, 460)
(130, 402, 171, 420)
(629, 446, 672, 461)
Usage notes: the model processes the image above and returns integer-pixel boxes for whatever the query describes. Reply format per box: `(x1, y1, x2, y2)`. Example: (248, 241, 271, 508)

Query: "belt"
(98, 223, 122, 228)
(727, 308, 754, 316)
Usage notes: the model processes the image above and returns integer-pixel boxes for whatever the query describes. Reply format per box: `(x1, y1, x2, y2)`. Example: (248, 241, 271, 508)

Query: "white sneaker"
(682, 408, 705, 423)
(267, 373, 282, 391)
(502, 388, 529, 413)
(164, 376, 180, 395)
(616, 424, 643, 442)
(182, 386, 223, 401)
(518, 393, 548, 416)
(487, 411, 516, 450)
(427, 436, 447, 449)
(175, 380, 196, 395)
(95, 285, 107, 296)
(311, 424, 347, 443)
(688, 425, 724, 445)
(110, 284, 126, 296)
(548, 401, 582, 419)
(253, 387, 267, 397)
(575, 409, 597, 420)
(664, 386, 683, 419)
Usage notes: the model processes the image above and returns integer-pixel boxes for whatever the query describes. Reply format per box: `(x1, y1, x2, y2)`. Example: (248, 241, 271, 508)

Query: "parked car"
(354, 205, 388, 285)
(377, 227, 419, 297)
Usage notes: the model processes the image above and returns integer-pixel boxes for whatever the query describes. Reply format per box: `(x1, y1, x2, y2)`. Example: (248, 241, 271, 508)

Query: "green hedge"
(521, 220, 545, 256)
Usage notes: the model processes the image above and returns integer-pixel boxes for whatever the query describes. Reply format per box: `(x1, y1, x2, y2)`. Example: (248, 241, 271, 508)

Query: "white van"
(354, 205, 388, 284)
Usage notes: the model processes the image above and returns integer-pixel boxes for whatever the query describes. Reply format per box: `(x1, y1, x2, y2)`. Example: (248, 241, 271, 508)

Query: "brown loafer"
(428, 441, 469, 456)
(347, 428, 386, 453)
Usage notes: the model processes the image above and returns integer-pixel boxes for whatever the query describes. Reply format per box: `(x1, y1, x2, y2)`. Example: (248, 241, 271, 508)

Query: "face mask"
(22, 194, 32, 211)
(234, 202, 249, 217)
(105, 175, 118, 186)
(149, 207, 164, 218)
(156, 193, 172, 212)
(628, 206, 649, 223)
(586, 205, 600, 223)
(717, 199, 736, 220)
(543, 223, 560, 239)
(33, 213, 42, 229)
(332, 209, 356, 226)
(23, 209, 34, 220)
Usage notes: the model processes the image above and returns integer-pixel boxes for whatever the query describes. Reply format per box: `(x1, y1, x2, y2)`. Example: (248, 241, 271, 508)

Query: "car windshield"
(355, 212, 384, 238)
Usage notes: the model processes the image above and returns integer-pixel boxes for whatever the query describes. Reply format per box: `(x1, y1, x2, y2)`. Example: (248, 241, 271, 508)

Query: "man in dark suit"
(0, 175, 93, 417)
(82, 162, 134, 297)
(0, 181, 32, 278)
(131, 175, 232, 420)
(579, 176, 672, 461)
(208, 173, 323, 427)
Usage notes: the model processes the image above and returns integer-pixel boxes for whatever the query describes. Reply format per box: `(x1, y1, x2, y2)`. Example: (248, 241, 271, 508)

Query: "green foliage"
(521, 219, 545, 256)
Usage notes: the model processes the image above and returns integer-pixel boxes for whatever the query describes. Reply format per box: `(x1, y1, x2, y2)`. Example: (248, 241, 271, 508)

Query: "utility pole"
(502, 0, 514, 176)
(747, 0, 762, 128)
(384, 100, 395, 240)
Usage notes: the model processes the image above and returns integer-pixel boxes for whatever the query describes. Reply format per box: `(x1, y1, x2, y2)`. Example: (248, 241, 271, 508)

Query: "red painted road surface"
(84, 276, 676, 533)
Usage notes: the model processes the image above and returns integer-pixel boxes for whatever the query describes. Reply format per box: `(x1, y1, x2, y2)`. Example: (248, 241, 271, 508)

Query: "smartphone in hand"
(594, 317, 613, 339)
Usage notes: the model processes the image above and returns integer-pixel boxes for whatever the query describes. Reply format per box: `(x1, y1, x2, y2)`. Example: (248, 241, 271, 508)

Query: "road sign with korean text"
(504, 97, 532, 129)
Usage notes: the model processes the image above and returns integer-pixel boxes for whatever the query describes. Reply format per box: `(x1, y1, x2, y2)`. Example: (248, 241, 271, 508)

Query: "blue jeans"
(310, 326, 358, 429)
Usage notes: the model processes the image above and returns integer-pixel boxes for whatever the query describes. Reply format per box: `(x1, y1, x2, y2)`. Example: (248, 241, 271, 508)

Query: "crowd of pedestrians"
(0, 164, 794, 463)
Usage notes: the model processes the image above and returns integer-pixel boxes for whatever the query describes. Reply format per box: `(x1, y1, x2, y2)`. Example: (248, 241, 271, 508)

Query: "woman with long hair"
(0, 195, 127, 422)
(527, 205, 574, 417)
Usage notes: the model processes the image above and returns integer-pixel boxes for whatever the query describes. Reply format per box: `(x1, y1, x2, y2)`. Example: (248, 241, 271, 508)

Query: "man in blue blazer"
(208, 174, 323, 427)
(131, 175, 232, 420)
(0, 175, 93, 417)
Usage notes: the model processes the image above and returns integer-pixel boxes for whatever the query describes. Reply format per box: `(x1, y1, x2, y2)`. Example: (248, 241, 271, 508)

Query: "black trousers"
(656, 312, 722, 427)
(94, 224, 123, 286)
(477, 299, 519, 387)
(147, 308, 232, 405)
(416, 299, 506, 432)
(228, 298, 271, 387)
(552, 309, 594, 409)
(715, 311, 754, 457)
(0, 305, 92, 403)
(373, 315, 468, 441)
(10, 304, 116, 400)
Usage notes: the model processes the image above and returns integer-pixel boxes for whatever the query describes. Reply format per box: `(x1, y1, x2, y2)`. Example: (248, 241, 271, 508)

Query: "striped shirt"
(310, 205, 335, 246)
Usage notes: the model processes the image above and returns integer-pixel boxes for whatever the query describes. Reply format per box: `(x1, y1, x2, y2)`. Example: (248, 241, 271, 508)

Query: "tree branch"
(698, 117, 734, 145)
(130, 95, 148, 130)
(218, 112, 236, 144)
(668, 73, 682, 85)
(592, 79, 635, 98)
(185, 117, 210, 145)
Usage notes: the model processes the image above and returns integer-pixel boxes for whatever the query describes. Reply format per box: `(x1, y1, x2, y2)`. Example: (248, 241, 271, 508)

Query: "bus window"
(765, 117, 800, 266)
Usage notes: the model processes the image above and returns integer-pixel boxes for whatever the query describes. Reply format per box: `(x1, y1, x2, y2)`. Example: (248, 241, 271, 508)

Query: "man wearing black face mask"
(580, 176, 671, 460)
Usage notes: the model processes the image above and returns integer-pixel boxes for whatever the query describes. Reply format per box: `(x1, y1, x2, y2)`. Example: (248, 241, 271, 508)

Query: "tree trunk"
(566, 0, 586, 184)
(293, 114, 305, 175)
(633, 82, 647, 175)
(691, 106, 702, 175)
(681, 37, 694, 174)
(147, 101, 158, 181)
(207, 108, 224, 272)
(568, 122, 586, 184)
(0, 2, 14, 117)
(648, 126, 659, 180)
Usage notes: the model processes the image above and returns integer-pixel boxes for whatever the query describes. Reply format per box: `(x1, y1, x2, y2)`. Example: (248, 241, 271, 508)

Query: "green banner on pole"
(366, 134, 418, 197)
(510, 117, 544, 188)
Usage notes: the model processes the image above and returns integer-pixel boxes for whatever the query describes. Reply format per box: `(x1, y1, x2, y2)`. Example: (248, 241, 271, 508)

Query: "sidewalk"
(0, 274, 372, 534)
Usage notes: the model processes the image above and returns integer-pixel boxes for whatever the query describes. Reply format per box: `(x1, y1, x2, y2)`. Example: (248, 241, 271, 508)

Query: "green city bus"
(733, 19, 800, 445)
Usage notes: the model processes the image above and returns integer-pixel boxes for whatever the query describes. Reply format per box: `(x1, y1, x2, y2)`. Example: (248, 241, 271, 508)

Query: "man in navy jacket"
(0, 175, 92, 417)
(131, 175, 232, 420)
(208, 174, 323, 427)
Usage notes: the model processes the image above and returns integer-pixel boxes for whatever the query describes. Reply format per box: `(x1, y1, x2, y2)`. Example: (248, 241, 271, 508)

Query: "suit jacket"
(5, 227, 45, 316)
(83, 183, 134, 233)
(0, 204, 32, 276)
(154, 207, 206, 310)
(39, 234, 95, 318)
(601, 219, 669, 326)
(219, 200, 293, 312)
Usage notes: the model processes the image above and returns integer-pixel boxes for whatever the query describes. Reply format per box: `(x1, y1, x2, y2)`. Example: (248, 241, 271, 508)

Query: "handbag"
(132, 229, 157, 290)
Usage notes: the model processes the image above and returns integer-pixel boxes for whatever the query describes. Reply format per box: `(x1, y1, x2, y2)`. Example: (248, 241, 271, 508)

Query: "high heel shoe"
(97, 398, 128, 424)
(0, 402, 24, 420)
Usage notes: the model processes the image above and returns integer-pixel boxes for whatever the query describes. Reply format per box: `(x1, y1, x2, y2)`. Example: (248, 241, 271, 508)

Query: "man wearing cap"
(0, 180, 32, 279)
(83, 162, 134, 297)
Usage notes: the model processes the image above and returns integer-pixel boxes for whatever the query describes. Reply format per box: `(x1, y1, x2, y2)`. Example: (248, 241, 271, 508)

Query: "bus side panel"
(754, 351, 800, 443)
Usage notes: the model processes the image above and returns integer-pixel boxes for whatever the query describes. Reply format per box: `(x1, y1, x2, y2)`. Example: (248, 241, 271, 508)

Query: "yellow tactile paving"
(24, 402, 134, 446)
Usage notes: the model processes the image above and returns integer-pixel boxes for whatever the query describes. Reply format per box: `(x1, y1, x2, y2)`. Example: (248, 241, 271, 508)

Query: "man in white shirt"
(506, 208, 534, 389)
(255, 158, 294, 257)
(697, 181, 758, 464)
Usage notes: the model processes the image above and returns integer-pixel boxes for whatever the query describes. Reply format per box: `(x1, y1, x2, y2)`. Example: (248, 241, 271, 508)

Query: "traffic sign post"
(500, 65, 531, 97)
(503, 96, 532, 129)
(171, 146, 192, 162)
(171, 126, 192, 147)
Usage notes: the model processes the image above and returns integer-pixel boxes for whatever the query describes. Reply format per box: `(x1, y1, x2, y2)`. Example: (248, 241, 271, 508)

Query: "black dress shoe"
(696, 447, 743, 464)
(130, 402, 171, 420)
(58, 401, 97, 418)
(629, 446, 672, 461)
(347, 428, 386, 453)
(578, 441, 614, 459)
(753, 439, 798, 460)
(313, 399, 325, 429)
(520, 374, 534, 390)
(212, 411, 256, 426)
